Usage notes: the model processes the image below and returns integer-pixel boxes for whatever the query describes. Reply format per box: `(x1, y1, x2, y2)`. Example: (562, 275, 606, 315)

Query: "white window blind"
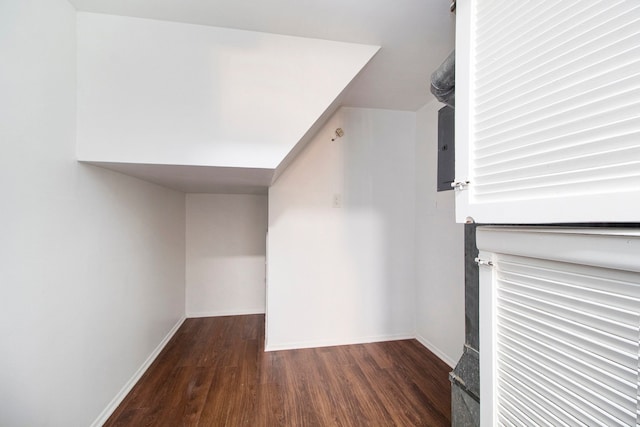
(455, 0, 640, 223)
(477, 227, 640, 427)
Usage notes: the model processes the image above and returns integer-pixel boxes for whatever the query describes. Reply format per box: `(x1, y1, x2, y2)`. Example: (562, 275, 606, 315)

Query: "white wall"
(76, 12, 378, 169)
(0, 1, 185, 426)
(186, 194, 268, 317)
(414, 99, 465, 367)
(267, 107, 416, 350)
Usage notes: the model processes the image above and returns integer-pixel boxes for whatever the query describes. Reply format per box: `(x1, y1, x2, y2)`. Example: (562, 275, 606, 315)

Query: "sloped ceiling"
(70, 0, 454, 192)
(69, 0, 456, 110)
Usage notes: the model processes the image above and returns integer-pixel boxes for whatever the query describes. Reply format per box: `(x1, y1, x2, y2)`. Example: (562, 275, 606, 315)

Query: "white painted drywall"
(0, 1, 185, 425)
(266, 107, 417, 350)
(186, 194, 268, 317)
(76, 12, 379, 169)
(414, 99, 465, 367)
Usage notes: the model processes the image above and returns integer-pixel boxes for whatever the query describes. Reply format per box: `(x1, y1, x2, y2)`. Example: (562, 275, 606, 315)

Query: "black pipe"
(430, 50, 455, 108)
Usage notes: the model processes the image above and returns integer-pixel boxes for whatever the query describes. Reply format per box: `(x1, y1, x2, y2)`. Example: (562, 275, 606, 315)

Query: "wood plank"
(103, 315, 451, 426)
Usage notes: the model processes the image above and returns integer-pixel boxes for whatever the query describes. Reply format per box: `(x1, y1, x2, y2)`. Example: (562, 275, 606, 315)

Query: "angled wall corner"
(76, 11, 379, 189)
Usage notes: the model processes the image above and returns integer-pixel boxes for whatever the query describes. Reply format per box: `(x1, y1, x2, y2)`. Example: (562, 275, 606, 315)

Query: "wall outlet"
(332, 194, 342, 208)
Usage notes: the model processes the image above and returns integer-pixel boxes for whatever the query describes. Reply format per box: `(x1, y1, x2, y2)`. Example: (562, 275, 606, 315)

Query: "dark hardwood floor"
(104, 315, 451, 426)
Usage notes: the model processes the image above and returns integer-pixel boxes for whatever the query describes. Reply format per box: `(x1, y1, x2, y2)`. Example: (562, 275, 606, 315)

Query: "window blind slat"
(475, 130, 640, 173)
(476, 45, 640, 128)
(475, 0, 575, 63)
(500, 352, 629, 426)
(488, 241, 640, 427)
(473, 166, 640, 202)
(475, 148, 640, 191)
(498, 382, 570, 427)
(476, 100, 640, 155)
(463, 0, 640, 212)
(498, 403, 537, 427)
(476, 72, 640, 141)
(498, 269, 640, 313)
(499, 315, 637, 393)
(498, 283, 638, 343)
(474, 0, 541, 42)
(498, 366, 586, 426)
(497, 255, 640, 294)
(476, 5, 640, 97)
(499, 279, 639, 327)
(499, 324, 637, 400)
(499, 334, 636, 423)
(499, 300, 638, 369)
(476, 61, 640, 133)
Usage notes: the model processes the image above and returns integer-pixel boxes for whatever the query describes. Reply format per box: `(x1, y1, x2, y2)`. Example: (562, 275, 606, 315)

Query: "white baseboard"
(414, 333, 458, 368)
(187, 308, 265, 318)
(265, 332, 414, 352)
(90, 316, 186, 427)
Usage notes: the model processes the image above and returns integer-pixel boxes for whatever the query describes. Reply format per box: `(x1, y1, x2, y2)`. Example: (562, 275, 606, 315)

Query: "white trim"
(478, 249, 497, 427)
(477, 226, 640, 273)
(414, 334, 458, 368)
(89, 316, 186, 427)
(453, 0, 475, 223)
(265, 332, 414, 352)
(186, 308, 265, 318)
